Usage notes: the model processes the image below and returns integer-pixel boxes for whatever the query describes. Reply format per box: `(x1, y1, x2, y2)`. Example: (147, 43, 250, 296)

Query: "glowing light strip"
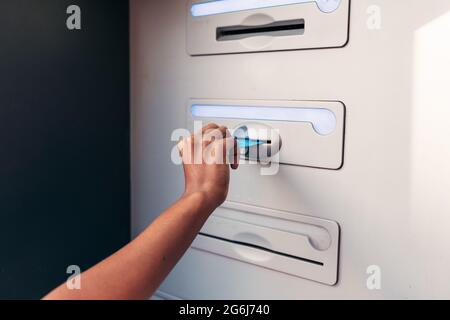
(191, 104, 337, 135)
(190, 0, 342, 17)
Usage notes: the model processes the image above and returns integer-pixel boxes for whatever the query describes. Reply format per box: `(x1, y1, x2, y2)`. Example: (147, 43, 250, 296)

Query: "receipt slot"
(187, 0, 350, 55)
(193, 201, 341, 286)
(233, 123, 282, 164)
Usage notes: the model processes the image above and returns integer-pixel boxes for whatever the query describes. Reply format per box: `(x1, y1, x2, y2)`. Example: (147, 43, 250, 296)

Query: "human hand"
(178, 124, 239, 210)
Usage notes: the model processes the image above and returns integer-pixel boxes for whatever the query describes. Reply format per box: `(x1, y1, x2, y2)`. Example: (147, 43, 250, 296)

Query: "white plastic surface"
(193, 201, 340, 285)
(187, 0, 350, 55)
(188, 99, 346, 169)
(190, 0, 342, 17)
(131, 0, 450, 299)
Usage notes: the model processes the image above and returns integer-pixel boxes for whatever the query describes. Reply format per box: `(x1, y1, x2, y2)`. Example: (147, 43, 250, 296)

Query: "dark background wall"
(0, 0, 130, 299)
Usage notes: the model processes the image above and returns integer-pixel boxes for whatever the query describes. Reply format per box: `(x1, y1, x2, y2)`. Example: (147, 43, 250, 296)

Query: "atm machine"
(131, 0, 450, 299)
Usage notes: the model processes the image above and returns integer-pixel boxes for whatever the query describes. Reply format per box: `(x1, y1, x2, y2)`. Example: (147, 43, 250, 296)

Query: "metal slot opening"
(217, 19, 305, 41)
(199, 232, 324, 266)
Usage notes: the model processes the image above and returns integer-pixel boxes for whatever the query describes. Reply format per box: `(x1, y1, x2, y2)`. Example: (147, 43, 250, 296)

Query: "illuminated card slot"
(236, 138, 267, 148)
(191, 104, 337, 135)
(191, 0, 342, 17)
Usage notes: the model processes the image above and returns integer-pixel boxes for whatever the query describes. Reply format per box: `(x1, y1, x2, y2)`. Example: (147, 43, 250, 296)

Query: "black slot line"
(220, 22, 304, 37)
(199, 232, 324, 266)
(217, 19, 305, 41)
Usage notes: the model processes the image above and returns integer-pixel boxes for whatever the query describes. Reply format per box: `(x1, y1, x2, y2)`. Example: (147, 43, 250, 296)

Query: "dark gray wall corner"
(0, 0, 130, 299)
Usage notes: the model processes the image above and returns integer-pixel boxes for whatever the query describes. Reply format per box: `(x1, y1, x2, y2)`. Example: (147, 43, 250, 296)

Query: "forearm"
(43, 191, 215, 300)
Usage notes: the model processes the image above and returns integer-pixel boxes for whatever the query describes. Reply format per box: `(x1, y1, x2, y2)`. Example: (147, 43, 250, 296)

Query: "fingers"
(219, 126, 230, 138)
(224, 136, 240, 170)
(193, 123, 220, 147)
(180, 124, 222, 154)
(182, 124, 240, 169)
(201, 123, 219, 134)
(231, 138, 240, 170)
(204, 125, 228, 138)
(202, 125, 229, 148)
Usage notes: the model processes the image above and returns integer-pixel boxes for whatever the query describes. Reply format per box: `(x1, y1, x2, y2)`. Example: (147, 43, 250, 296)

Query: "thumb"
(224, 137, 239, 170)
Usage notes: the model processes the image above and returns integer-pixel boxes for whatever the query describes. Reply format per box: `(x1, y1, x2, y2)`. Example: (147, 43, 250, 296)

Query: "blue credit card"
(237, 138, 265, 149)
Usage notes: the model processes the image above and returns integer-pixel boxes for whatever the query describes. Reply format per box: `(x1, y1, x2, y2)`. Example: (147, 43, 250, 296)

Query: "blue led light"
(191, 104, 337, 136)
(190, 0, 342, 17)
(237, 138, 265, 148)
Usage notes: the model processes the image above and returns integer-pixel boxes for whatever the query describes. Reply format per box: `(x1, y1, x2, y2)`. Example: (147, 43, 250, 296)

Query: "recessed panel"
(192, 201, 340, 285)
(188, 99, 346, 170)
(187, 0, 350, 55)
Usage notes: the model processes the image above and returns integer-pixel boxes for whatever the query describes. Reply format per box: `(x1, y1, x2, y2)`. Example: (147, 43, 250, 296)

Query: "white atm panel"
(188, 99, 346, 169)
(187, 0, 350, 55)
(192, 201, 340, 285)
(132, 0, 450, 300)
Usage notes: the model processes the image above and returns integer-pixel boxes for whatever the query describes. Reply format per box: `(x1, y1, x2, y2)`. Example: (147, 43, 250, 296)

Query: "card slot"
(217, 19, 305, 41)
(191, 202, 340, 285)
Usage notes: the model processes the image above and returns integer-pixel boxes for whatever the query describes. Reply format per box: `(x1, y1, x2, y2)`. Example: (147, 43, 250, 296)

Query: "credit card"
(237, 138, 265, 149)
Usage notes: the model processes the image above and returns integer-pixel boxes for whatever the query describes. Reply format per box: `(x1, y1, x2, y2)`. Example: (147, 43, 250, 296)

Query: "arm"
(43, 124, 238, 300)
